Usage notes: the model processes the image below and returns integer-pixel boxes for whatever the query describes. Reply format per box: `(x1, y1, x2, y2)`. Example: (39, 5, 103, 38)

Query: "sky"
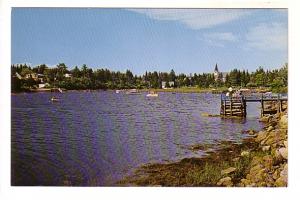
(11, 8, 288, 75)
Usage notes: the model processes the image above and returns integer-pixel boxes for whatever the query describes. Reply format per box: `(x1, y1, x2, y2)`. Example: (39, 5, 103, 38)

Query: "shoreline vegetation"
(11, 87, 225, 94)
(12, 87, 273, 94)
(11, 63, 287, 93)
(118, 106, 288, 187)
(12, 87, 288, 95)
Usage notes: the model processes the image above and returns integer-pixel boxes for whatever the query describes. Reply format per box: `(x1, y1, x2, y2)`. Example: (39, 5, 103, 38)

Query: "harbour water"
(11, 91, 263, 186)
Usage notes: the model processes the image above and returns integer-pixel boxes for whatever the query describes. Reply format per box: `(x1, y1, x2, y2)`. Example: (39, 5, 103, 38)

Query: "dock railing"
(220, 93, 288, 117)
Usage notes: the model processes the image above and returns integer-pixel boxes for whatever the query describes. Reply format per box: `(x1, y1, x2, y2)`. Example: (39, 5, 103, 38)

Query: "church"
(213, 63, 228, 82)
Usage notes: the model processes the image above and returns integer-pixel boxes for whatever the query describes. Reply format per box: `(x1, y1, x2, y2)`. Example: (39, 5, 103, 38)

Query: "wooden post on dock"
(223, 100, 225, 115)
(261, 94, 264, 117)
(220, 92, 287, 118)
(277, 94, 281, 113)
(242, 96, 246, 117)
(220, 95, 224, 116)
(230, 97, 233, 116)
(220, 98, 222, 115)
(224, 98, 227, 116)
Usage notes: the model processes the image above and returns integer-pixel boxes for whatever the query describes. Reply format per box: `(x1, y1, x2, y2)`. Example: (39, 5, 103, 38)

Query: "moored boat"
(146, 91, 158, 97)
(125, 89, 141, 95)
(50, 96, 59, 102)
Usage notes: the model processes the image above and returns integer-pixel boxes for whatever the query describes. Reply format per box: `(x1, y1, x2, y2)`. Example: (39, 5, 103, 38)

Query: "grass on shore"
(118, 139, 269, 186)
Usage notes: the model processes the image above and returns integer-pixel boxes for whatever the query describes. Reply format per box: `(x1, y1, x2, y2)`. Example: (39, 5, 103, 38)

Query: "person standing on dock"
(226, 87, 233, 97)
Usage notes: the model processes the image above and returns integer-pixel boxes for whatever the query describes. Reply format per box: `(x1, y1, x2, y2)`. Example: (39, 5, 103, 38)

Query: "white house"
(25, 73, 38, 79)
(37, 74, 45, 82)
(24, 73, 45, 82)
(162, 81, 175, 89)
(64, 73, 72, 78)
(38, 83, 50, 88)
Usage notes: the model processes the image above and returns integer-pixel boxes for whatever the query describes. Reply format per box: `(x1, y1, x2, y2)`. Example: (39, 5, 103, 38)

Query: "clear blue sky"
(12, 8, 287, 75)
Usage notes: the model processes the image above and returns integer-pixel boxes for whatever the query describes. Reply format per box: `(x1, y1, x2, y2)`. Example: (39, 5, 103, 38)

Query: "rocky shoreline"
(219, 111, 288, 187)
(118, 110, 288, 187)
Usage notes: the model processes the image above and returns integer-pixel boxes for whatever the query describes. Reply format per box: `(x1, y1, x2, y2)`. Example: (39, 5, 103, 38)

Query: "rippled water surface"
(11, 91, 263, 186)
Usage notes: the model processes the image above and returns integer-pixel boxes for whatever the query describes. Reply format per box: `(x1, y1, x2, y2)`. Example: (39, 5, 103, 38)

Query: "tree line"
(11, 63, 288, 92)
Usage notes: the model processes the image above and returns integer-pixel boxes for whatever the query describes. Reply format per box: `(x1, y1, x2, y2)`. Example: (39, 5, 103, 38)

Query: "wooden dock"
(220, 93, 288, 117)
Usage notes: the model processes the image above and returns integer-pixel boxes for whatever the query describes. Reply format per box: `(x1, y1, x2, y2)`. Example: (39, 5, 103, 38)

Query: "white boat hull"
(146, 94, 158, 97)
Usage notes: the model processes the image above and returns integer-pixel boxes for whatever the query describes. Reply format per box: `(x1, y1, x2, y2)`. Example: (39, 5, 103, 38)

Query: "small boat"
(146, 91, 158, 97)
(58, 88, 63, 93)
(125, 89, 141, 95)
(50, 96, 59, 102)
(116, 90, 121, 94)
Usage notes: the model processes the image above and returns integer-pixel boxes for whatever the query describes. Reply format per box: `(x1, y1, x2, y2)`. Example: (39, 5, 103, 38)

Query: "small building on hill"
(214, 63, 228, 82)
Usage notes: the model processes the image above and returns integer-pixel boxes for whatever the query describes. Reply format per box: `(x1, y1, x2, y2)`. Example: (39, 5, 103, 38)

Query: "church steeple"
(214, 63, 219, 72)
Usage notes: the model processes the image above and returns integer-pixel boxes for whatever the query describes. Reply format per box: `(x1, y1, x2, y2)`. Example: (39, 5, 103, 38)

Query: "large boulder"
(279, 115, 288, 129)
(274, 149, 284, 164)
(278, 147, 288, 159)
(262, 155, 274, 169)
(255, 131, 268, 143)
(264, 132, 277, 146)
(275, 177, 287, 187)
(263, 130, 285, 146)
(262, 145, 270, 152)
